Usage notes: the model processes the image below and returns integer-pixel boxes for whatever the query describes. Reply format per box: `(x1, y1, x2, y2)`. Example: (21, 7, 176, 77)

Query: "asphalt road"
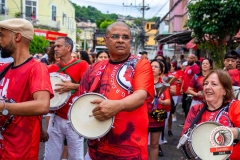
(39, 104, 185, 160)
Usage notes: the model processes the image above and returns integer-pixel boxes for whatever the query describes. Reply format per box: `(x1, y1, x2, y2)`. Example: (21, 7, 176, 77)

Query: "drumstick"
(89, 114, 93, 117)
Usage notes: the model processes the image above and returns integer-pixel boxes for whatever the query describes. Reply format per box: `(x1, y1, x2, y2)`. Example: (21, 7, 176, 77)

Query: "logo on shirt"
(188, 69, 192, 74)
(116, 59, 138, 94)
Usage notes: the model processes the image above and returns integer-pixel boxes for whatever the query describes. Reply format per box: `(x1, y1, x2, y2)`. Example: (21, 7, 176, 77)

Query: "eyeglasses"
(151, 65, 159, 69)
(106, 34, 131, 41)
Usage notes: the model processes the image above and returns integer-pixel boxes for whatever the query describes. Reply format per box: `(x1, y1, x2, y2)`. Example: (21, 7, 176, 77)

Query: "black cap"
(224, 50, 238, 59)
(139, 51, 148, 55)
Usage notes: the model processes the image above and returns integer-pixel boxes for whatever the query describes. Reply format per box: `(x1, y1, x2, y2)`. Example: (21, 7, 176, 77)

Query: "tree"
(99, 20, 115, 29)
(29, 34, 49, 54)
(186, 0, 240, 68)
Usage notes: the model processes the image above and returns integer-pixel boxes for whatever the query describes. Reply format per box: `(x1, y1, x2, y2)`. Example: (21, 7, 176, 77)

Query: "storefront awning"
(234, 30, 240, 39)
(186, 39, 198, 50)
(154, 33, 171, 40)
(157, 31, 192, 44)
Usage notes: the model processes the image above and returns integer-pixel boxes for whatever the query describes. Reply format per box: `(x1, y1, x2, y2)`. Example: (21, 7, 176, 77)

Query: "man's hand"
(91, 99, 123, 121)
(55, 80, 76, 94)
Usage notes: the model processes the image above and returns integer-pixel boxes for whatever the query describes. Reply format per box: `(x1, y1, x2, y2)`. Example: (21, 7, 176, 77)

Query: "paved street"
(39, 104, 185, 160)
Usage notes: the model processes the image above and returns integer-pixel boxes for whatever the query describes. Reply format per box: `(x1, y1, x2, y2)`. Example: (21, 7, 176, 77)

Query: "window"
(25, 0, 36, 18)
(52, 5, 56, 21)
(0, 0, 5, 14)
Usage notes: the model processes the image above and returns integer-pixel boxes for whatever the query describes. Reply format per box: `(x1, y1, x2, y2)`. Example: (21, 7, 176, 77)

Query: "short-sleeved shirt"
(228, 69, 240, 86)
(48, 59, 89, 119)
(78, 54, 154, 160)
(168, 71, 182, 96)
(182, 63, 200, 93)
(182, 101, 240, 159)
(148, 78, 171, 128)
(0, 57, 53, 159)
(189, 74, 204, 101)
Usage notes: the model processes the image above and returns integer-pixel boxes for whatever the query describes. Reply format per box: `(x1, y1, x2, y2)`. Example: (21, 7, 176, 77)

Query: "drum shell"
(49, 72, 71, 110)
(183, 121, 232, 160)
(68, 93, 114, 140)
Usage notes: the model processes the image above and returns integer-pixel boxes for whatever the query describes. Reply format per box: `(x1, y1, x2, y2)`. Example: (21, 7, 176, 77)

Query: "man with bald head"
(78, 21, 154, 159)
(180, 54, 200, 120)
(0, 18, 53, 159)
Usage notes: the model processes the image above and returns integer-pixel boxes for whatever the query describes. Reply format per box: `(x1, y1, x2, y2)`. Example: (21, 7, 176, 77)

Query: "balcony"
(25, 16, 60, 31)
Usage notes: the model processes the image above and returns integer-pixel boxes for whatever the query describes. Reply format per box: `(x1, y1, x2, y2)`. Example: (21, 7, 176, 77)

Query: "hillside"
(71, 2, 118, 26)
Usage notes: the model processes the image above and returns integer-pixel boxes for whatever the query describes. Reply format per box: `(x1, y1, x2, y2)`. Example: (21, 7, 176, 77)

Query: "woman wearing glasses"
(148, 59, 171, 159)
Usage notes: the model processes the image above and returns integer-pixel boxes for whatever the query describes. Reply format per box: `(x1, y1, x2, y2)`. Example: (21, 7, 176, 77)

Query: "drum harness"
(177, 103, 207, 159)
(51, 60, 81, 127)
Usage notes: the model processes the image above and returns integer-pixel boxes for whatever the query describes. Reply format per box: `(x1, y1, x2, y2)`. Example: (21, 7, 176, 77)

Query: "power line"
(147, 0, 168, 18)
(146, 1, 164, 18)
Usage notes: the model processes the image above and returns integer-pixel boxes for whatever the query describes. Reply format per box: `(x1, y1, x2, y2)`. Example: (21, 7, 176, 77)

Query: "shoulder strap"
(56, 60, 81, 94)
(0, 63, 13, 81)
(56, 59, 81, 72)
(89, 60, 109, 92)
(188, 103, 207, 130)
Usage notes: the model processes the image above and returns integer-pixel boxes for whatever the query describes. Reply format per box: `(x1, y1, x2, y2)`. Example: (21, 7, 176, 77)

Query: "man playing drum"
(78, 21, 154, 160)
(0, 18, 53, 159)
(45, 37, 89, 160)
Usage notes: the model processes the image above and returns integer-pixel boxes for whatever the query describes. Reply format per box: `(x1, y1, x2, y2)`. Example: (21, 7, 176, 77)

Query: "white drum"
(50, 72, 71, 110)
(68, 93, 114, 140)
(183, 122, 233, 160)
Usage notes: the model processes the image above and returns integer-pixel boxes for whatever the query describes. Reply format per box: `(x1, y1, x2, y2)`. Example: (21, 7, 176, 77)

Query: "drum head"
(191, 122, 231, 160)
(50, 73, 71, 110)
(69, 93, 114, 140)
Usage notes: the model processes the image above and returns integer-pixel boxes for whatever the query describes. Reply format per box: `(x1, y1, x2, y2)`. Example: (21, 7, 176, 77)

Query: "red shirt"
(228, 69, 240, 86)
(182, 63, 200, 93)
(189, 74, 204, 101)
(48, 59, 89, 119)
(182, 101, 240, 160)
(0, 58, 53, 159)
(168, 71, 182, 96)
(148, 78, 171, 128)
(78, 55, 154, 160)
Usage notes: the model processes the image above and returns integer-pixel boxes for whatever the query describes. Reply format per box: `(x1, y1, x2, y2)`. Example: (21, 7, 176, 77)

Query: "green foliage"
(71, 2, 118, 23)
(99, 20, 115, 29)
(134, 18, 142, 27)
(186, 0, 240, 68)
(147, 17, 158, 22)
(29, 34, 49, 54)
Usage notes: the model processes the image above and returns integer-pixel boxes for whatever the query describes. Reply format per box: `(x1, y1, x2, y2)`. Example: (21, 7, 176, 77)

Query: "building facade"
(0, 0, 76, 46)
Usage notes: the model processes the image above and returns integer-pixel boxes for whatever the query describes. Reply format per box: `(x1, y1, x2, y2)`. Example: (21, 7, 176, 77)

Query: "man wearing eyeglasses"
(78, 21, 154, 159)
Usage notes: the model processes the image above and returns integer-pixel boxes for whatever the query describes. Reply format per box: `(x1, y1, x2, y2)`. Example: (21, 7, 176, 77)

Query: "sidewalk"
(156, 104, 185, 160)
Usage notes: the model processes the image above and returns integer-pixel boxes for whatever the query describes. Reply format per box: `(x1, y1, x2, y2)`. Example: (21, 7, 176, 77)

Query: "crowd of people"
(0, 18, 239, 160)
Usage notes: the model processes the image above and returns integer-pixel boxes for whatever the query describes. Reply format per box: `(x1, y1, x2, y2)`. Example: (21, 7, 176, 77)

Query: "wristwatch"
(2, 103, 9, 116)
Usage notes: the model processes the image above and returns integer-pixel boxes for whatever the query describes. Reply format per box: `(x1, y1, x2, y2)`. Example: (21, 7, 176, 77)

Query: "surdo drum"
(182, 122, 233, 160)
(49, 72, 71, 110)
(68, 93, 114, 140)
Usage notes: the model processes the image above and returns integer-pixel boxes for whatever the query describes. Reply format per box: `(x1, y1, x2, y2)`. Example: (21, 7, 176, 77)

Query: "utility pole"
(123, 0, 150, 50)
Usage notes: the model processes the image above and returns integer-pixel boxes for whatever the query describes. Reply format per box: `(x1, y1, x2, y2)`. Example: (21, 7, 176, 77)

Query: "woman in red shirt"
(148, 59, 171, 159)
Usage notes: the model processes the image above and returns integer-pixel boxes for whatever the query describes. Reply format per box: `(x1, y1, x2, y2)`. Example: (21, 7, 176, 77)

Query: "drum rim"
(188, 121, 231, 159)
(49, 72, 72, 110)
(68, 92, 115, 140)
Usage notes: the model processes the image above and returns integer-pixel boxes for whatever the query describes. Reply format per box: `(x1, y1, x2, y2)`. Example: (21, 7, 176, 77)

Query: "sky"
(70, 0, 169, 19)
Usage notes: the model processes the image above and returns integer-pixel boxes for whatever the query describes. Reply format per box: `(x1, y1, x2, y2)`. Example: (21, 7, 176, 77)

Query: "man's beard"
(0, 40, 15, 58)
(188, 61, 194, 66)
